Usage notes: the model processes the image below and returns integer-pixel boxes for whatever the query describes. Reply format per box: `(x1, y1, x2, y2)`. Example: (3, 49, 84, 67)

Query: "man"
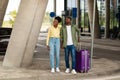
(60, 16, 80, 74)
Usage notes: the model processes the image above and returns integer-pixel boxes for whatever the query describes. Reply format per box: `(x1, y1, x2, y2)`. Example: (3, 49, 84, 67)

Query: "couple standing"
(46, 16, 80, 74)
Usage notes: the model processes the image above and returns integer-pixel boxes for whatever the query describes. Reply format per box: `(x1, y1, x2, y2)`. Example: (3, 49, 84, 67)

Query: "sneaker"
(56, 67, 60, 72)
(51, 68, 55, 73)
(65, 68, 70, 73)
(71, 69, 77, 74)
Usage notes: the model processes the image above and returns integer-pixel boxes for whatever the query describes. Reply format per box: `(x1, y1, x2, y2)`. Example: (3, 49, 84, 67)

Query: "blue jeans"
(64, 45, 76, 69)
(49, 38, 60, 68)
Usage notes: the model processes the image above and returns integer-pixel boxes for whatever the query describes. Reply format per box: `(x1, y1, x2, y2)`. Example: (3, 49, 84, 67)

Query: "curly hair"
(55, 16, 62, 23)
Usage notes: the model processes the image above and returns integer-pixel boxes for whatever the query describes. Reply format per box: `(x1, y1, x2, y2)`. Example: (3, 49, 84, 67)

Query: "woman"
(46, 16, 62, 73)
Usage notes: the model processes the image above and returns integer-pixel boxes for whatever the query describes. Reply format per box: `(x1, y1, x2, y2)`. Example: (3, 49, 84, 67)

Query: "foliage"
(2, 10, 17, 27)
(8, 10, 17, 27)
(110, 8, 118, 29)
(2, 21, 11, 28)
(81, 12, 89, 28)
(43, 12, 52, 23)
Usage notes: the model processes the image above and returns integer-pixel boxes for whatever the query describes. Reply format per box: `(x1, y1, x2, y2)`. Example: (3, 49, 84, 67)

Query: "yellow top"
(46, 25, 61, 46)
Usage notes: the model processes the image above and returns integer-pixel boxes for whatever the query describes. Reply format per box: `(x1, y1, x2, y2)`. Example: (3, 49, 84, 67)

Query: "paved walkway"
(0, 33, 120, 80)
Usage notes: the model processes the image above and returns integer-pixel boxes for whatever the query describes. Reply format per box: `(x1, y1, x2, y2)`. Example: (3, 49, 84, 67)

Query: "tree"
(105, 0, 110, 38)
(8, 10, 17, 27)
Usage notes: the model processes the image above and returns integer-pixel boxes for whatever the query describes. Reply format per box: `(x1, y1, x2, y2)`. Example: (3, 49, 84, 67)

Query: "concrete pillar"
(87, 0, 94, 32)
(0, 0, 9, 27)
(3, 0, 48, 67)
(87, 0, 100, 38)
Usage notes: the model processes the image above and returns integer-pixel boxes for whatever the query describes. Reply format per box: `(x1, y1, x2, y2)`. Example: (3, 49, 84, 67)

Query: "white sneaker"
(51, 68, 55, 73)
(65, 68, 70, 73)
(71, 69, 77, 74)
(56, 67, 60, 72)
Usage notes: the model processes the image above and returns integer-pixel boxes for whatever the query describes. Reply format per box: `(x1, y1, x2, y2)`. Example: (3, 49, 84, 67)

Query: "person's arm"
(46, 28, 50, 50)
(75, 25, 80, 42)
(60, 27, 64, 49)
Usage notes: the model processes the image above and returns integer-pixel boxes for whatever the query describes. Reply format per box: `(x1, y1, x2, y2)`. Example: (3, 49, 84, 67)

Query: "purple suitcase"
(76, 49, 90, 73)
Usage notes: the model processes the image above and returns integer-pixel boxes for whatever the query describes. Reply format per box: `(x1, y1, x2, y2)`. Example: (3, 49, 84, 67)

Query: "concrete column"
(3, 0, 48, 67)
(87, 0, 94, 32)
(0, 0, 9, 27)
(87, 0, 100, 38)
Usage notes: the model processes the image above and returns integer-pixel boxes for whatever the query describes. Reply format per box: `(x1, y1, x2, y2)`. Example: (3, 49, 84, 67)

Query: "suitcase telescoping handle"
(77, 42, 87, 50)
(77, 42, 81, 51)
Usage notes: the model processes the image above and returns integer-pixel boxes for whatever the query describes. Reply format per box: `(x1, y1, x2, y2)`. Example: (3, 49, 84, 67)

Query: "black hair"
(66, 16, 72, 20)
(55, 16, 62, 23)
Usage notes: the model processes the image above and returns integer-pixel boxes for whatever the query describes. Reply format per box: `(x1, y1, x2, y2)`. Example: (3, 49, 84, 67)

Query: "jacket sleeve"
(60, 27, 63, 42)
(60, 27, 64, 48)
(75, 25, 80, 38)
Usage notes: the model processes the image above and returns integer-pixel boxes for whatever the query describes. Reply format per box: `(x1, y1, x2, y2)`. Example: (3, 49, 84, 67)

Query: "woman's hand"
(60, 45, 64, 50)
(78, 37, 80, 42)
(47, 46, 50, 50)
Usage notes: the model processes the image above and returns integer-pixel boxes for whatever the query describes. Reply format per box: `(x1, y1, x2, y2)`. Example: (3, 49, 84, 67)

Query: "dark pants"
(64, 45, 76, 69)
